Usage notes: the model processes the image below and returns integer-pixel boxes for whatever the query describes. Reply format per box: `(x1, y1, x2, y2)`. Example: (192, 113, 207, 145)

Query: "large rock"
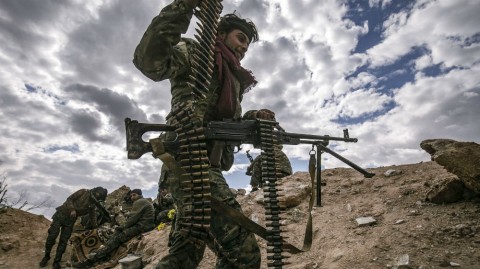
(253, 172, 312, 208)
(279, 172, 312, 208)
(425, 176, 465, 204)
(420, 139, 480, 194)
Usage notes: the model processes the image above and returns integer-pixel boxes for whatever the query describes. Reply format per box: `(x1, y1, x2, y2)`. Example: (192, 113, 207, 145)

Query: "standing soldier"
(39, 186, 108, 269)
(133, 0, 274, 268)
(247, 145, 292, 192)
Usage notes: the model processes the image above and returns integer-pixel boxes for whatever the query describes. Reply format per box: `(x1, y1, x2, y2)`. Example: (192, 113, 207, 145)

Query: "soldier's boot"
(71, 259, 93, 268)
(52, 261, 61, 269)
(39, 255, 50, 267)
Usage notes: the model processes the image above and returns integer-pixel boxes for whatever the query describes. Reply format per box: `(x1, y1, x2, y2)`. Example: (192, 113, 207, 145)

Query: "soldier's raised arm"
(133, 0, 198, 81)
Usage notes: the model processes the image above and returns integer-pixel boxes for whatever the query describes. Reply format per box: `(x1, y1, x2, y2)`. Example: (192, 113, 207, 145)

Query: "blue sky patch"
(44, 144, 80, 153)
(345, 0, 416, 53)
(24, 83, 37, 93)
(332, 99, 396, 125)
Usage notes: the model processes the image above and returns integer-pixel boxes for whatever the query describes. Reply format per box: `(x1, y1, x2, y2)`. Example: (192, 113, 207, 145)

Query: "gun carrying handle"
(209, 140, 225, 168)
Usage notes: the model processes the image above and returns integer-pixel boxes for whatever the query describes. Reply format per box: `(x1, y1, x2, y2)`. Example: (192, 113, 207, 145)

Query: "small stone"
(119, 254, 142, 269)
(384, 169, 403, 177)
(355, 216, 376, 226)
(450, 261, 460, 267)
(396, 254, 411, 268)
(250, 213, 259, 224)
(395, 219, 406, 225)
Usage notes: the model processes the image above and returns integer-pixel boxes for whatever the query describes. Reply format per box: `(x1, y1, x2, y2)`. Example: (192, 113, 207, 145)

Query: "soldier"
(247, 145, 293, 192)
(154, 188, 175, 225)
(39, 186, 108, 269)
(72, 189, 155, 268)
(133, 0, 274, 268)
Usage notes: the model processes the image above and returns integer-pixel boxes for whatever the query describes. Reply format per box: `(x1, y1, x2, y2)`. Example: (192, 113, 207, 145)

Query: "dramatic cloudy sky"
(1, 0, 479, 218)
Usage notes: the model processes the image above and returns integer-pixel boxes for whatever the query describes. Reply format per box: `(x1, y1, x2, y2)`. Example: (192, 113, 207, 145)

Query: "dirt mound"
(2, 161, 480, 269)
(0, 208, 51, 269)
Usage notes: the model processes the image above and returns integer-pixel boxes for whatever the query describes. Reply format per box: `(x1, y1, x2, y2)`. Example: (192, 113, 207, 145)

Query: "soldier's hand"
(70, 210, 77, 218)
(256, 109, 276, 121)
(115, 226, 124, 232)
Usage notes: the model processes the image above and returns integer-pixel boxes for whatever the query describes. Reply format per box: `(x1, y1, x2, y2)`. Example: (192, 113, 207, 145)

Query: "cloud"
(1, 0, 478, 219)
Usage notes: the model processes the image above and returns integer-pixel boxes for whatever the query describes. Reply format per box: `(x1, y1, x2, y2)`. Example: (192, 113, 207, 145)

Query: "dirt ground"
(1, 161, 480, 269)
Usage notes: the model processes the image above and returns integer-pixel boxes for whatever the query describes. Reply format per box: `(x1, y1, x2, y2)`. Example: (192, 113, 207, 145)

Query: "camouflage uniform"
(42, 189, 98, 266)
(86, 197, 155, 263)
(155, 192, 175, 225)
(247, 146, 292, 189)
(133, 1, 261, 268)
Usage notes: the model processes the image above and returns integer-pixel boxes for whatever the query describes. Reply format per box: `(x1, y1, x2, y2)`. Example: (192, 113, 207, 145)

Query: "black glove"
(115, 226, 124, 232)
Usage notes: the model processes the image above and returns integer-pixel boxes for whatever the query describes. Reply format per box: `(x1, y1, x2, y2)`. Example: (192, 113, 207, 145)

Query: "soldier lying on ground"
(39, 186, 108, 269)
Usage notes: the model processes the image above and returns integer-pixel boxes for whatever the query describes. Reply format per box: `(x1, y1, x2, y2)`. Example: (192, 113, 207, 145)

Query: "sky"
(0, 0, 479, 218)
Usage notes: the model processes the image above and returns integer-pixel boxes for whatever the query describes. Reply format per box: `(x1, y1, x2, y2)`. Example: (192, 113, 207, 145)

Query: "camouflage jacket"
(133, 0, 244, 122)
(158, 193, 174, 211)
(247, 149, 292, 187)
(122, 197, 155, 232)
(133, 0, 251, 170)
(56, 189, 97, 227)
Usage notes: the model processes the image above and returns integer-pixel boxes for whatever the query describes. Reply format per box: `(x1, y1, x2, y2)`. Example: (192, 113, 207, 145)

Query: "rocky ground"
(1, 161, 480, 269)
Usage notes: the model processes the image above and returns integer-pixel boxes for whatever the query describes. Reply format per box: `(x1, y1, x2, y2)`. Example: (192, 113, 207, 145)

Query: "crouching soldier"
(72, 189, 155, 268)
(39, 186, 108, 269)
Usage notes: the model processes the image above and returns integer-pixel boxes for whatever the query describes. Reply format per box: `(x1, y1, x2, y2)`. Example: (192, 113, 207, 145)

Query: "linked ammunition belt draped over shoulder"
(176, 0, 223, 241)
(127, 1, 375, 267)
(165, 102, 211, 243)
(162, 0, 224, 244)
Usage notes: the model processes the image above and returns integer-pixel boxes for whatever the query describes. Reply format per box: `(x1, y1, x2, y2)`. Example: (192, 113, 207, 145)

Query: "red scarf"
(214, 38, 257, 119)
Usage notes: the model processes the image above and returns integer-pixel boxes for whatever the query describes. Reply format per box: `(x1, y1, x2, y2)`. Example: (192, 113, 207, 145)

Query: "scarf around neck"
(214, 37, 257, 119)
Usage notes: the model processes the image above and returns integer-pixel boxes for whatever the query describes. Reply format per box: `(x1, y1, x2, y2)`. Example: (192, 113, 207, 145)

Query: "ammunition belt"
(166, 102, 211, 244)
(189, 0, 223, 99)
(169, 0, 223, 244)
(258, 119, 288, 268)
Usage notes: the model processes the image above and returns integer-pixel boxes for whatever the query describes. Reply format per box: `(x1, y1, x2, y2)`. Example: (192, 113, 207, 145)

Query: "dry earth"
(1, 161, 480, 269)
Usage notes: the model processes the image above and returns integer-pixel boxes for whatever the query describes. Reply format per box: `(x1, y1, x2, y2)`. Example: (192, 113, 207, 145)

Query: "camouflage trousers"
(44, 211, 76, 263)
(155, 167, 261, 269)
(91, 225, 144, 262)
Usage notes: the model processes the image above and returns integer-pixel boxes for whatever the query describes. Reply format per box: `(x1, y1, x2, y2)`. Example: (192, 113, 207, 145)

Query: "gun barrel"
(278, 131, 358, 144)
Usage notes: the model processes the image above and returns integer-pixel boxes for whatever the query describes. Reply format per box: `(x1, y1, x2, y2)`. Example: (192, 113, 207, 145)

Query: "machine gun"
(125, 117, 374, 205)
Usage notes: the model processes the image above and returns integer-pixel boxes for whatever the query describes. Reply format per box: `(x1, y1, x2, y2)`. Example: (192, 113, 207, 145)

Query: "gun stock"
(125, 117, 175, 159)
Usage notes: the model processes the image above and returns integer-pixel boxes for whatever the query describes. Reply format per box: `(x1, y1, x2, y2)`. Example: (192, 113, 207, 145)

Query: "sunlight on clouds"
(463, 91, 479, 98)
(414, 54, 433, 70)
(369, 0, 480, 68)
(223, 163, 250, 175)
(337, 88, 391, 118)
(72, 0, 113, 20)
